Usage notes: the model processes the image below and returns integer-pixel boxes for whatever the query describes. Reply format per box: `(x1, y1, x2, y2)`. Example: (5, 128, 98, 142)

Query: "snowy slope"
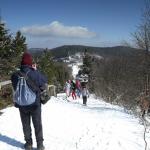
(0, 63, 150, 150)
(0, 95, 150, 150)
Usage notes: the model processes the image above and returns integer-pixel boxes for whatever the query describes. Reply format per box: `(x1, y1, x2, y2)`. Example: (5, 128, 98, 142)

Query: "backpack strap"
(18, 71, 41, 93)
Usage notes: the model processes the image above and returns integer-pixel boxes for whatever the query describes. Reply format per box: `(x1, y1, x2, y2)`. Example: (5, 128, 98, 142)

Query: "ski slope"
(0, 63, 150, 150)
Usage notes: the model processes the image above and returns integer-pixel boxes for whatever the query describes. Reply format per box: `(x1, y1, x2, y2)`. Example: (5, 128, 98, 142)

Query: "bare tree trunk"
(142, 117, 148, 150)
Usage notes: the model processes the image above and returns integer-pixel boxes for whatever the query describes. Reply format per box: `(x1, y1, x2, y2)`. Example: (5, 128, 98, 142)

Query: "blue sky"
(1, 0, 144, 48)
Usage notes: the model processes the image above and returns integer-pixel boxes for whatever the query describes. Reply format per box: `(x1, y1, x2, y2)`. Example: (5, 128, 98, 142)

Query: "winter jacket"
(76, 80, 81, 89)
(11, 65, 47, 109)
(64, 82, 71, 91)
(81, 88, 89, 97)
(71, 81, 76, 91)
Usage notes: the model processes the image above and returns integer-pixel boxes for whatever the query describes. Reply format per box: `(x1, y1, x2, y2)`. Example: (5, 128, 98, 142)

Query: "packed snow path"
(0, 94, 150, 150)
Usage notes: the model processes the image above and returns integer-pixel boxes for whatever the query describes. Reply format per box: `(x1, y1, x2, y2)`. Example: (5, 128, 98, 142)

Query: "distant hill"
(50, 45, 142, 58)
(29, 45, 142, 58)
(28, 48, 45, 56)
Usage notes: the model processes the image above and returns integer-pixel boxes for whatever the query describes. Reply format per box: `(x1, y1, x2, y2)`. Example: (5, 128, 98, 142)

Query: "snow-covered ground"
(0, 63, 150, 150)
(72, 64, 80, 78)
(0, 95, 150, 150)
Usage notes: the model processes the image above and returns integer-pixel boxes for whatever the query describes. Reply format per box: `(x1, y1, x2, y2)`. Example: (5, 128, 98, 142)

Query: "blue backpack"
(13, 71, 37, 108)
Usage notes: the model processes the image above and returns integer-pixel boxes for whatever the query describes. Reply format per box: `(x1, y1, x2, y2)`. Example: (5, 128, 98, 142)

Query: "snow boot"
(24, 143, 32, 150)
(37, 144, 45, 150)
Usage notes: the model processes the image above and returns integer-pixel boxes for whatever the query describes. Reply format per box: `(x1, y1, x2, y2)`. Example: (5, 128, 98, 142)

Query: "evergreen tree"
(38, 51, 55, 84)
(11, 31, 27, 57)
(0, 22, 27, 79)
(38, 50, 71, 91)
(0, 22, 12, 59)
(83, 51, 91, 74)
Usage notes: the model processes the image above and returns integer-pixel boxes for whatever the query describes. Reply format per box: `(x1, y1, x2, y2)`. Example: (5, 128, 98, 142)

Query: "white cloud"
(21, 21, 96, 38)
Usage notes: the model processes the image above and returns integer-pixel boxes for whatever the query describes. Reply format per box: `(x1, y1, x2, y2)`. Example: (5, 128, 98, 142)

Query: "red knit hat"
(21, 52, 33, 66)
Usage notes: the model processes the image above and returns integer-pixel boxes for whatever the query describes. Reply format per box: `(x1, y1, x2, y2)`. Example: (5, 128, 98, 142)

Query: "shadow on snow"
(0, 134, 24, 149)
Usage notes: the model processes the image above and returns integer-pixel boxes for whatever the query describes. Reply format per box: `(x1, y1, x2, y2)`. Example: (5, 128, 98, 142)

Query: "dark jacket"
(71, 81, 76, 91)
(11, 65, 47, 109)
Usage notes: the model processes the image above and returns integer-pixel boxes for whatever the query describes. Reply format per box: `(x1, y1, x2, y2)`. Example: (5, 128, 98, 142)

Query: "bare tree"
(133, 0, 150, 52)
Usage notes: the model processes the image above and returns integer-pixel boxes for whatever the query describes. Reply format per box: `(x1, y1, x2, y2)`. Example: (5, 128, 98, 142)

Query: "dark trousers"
(83, 96, 87, 105)
(19, 106, 43, 146)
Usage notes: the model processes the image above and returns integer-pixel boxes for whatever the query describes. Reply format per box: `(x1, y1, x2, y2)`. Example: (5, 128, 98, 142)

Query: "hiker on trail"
(81, 85, 89, 106)
(71, 80, 77, 100)
(64, 80, 71, 97)
(75, 79, 81, 98)
(11, 52, 47, 150)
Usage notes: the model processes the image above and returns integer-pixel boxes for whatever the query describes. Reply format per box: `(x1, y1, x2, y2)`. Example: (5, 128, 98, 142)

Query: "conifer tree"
(0, 22, 12, 59)
(0, 22, 27, 78)
(11, 31, 27, 57)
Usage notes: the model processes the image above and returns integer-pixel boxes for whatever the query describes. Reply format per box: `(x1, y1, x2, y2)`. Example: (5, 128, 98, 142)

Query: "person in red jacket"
(76, 79, 81, 98)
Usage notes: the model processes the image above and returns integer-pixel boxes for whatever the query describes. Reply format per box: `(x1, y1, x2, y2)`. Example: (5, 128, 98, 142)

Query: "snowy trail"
(0, 94, 149, 150)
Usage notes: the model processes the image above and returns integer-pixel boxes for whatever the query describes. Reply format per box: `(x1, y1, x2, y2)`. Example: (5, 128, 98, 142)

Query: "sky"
(1, 0, 145, 49)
